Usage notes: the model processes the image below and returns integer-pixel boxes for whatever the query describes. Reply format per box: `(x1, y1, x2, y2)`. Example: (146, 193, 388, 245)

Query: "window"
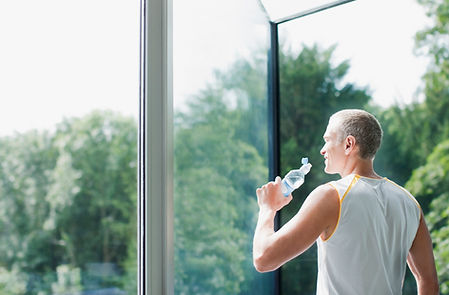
(172, 0, 274, 293)
(0, 1, 139, 294)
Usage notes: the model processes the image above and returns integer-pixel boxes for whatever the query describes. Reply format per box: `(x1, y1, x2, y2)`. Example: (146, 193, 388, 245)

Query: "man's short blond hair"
(330, 109, 383, 159)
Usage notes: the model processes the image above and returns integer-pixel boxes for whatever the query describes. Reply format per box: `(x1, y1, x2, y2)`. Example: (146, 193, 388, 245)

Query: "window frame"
(139, 0, 174, 294)
(261, 0, 355, 24)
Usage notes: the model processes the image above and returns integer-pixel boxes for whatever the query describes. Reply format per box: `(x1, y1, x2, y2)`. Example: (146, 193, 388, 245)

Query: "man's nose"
(320, 146, 325, 155)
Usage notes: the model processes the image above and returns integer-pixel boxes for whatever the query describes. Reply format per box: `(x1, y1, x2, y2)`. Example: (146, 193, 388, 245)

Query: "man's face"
(320, 119, 346, 174)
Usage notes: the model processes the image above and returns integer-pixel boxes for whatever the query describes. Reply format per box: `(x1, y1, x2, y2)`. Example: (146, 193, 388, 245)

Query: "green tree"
(373, 103, 431, 186)
(0, 131, 59, 293)
(406, 140, 449, 293)
(174, 51, 274, 294)
(412, 0, 449, 161)
(0, 111, 138, 294)
(372, 0, 449, 188)
(51, 111, 137, 290)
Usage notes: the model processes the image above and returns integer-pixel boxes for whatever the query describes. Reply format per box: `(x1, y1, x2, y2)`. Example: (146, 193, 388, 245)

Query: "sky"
(0, 0, 140, 136)
(0, 0, 432, 136)
(278, 0, 432, 107)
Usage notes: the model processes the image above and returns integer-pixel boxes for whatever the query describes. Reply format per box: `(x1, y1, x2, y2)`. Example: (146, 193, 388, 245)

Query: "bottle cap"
(301, 157, 308, 165)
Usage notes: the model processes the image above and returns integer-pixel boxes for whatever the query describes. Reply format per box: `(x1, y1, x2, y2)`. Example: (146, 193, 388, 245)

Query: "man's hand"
(256, 176, 293, 212)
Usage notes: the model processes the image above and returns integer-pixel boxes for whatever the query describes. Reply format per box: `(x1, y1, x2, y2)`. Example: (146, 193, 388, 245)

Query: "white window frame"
(139, 0, 173, 294)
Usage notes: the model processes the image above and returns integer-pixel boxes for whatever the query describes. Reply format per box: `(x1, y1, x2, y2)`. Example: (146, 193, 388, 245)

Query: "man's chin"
(324, 166, 337, 175)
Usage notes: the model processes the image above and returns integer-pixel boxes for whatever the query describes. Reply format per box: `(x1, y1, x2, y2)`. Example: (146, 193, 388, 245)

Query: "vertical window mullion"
(139, 0, 173, 294)
(268, 21, 282, 295)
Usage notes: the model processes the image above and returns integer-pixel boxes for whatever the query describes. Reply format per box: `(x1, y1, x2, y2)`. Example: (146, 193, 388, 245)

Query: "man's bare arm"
(407, 211, 439, 295)
(253, 178, 339, 272)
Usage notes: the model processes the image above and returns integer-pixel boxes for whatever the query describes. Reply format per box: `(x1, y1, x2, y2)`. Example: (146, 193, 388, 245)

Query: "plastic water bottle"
(281, 157, 312, 197)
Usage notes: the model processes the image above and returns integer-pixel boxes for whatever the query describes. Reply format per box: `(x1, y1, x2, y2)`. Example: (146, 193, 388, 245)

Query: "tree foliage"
(406, 140, 449, 293)
(0, 111, 137, 294)
(174, 52, 274, 294)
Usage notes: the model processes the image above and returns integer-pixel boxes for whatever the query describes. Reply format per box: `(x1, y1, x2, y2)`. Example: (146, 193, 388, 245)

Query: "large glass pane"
(277, 0, 430, 293)
(0, 1, 139, 294)
(173, 0, 273, 293)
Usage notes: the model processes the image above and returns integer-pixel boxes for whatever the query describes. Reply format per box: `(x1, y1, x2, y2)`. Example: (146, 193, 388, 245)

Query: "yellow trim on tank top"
(356, 174, 387, 180)
(342, 175, 360, 202)
(322, 175, 360, 242)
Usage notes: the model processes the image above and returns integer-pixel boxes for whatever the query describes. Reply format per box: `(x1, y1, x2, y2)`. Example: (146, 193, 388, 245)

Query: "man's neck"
(339, 157, 381, 179)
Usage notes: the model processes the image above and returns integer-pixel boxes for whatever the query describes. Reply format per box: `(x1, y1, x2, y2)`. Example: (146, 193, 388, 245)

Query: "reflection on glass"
(173, 0, 273, 293)
(278, 0, 428, 293)
(0, 1, 138, 294)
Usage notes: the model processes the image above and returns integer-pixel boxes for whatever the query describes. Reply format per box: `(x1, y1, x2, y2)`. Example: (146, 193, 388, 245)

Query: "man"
(253, 109, 439, 294)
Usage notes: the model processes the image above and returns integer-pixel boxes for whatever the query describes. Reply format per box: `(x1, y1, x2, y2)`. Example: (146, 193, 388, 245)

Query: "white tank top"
(316, 174, 421, 295)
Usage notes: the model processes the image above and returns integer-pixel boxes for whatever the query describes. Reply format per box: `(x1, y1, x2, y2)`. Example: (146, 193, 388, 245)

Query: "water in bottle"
(281, 157, 312, 197)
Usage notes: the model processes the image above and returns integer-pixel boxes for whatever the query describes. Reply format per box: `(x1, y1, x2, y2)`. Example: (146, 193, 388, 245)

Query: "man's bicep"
(273, 185, 340, 263)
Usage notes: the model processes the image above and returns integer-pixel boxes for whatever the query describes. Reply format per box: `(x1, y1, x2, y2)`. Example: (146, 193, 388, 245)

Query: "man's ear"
(344, 135, 356, 155)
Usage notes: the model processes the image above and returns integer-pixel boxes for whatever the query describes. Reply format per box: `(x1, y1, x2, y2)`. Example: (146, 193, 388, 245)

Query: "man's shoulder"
(310, 183, 340, 202)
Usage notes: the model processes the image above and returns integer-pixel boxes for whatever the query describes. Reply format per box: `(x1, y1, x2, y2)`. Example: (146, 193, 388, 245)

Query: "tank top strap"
(328, 174, 360, 201)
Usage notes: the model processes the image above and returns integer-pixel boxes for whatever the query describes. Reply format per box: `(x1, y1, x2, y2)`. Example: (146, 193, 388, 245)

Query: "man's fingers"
(257, 178, 281, 195)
